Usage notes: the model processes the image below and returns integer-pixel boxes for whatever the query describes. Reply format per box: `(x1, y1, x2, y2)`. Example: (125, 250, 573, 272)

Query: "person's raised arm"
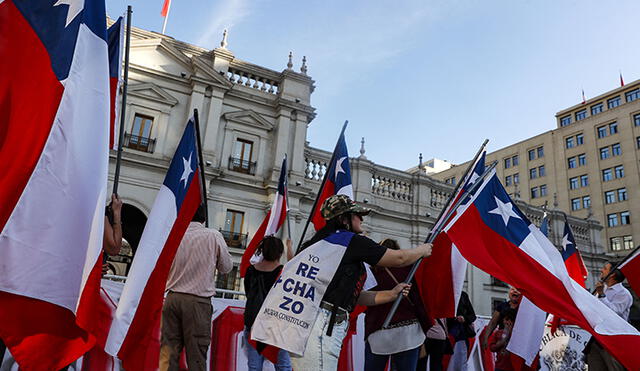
(376, 243, 432, 268)
(481, 310, 501, 350)
(285, 239, 294, 261)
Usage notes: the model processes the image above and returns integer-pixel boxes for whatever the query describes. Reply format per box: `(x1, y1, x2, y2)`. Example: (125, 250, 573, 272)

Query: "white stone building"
(108, 26, 607, 317)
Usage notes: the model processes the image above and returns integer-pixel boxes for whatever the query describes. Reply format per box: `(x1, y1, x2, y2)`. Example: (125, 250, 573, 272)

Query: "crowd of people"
(155, 194, 634, 371)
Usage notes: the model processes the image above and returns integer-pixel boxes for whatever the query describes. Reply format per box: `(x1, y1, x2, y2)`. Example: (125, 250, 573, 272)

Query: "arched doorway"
(106, 203, 147, 276)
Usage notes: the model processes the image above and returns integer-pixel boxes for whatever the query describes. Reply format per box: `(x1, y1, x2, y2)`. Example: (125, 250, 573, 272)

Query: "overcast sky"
(107, 0, 640, 170)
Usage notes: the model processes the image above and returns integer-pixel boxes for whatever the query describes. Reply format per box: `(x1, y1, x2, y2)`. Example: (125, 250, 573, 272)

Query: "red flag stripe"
(117, 176, 202, 370)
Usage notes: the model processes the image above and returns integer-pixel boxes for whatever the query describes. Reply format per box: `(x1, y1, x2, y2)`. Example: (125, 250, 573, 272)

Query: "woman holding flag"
(290, 194, 433, 370)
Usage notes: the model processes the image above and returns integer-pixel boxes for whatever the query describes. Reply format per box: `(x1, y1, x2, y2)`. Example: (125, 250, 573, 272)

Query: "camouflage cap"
(320, 194, 371, 220)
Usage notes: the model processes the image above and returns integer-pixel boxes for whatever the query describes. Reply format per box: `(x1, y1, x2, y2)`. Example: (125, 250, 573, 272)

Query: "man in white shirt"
(586, 261, 633, 371)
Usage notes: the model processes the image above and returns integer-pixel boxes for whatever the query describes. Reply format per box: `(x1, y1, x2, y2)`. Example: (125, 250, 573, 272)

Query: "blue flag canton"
(561, 222, 577, 261)
(462, 152, 486, 192)
(107, 17, 123, 78)
(164, 120, 199, 209)
(14, 0, 108, 80)
(277, 157, 287, 195)
(324, 230, 355, 248)
(327, 133, 352, 191)
(474, 175, 532, 247)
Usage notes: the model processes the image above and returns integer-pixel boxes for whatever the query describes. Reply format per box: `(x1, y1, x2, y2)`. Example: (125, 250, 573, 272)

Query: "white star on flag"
(54, 0, 85, 27)
(562, 233, 573, 248)
(489, 196, 521, 226)
(180, 153, 193, 188)
(335, 156, 347, 178)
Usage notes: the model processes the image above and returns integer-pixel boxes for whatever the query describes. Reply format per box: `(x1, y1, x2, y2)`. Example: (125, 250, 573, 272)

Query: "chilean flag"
(105, 119, 202, 370)
(443, 169, 640, 370)
(310, 131, 353, 231)
(561, 219, 588, 287)
(0, 0, 110, 369)
(107, 15, 124, 150)
(618, 247, 640, 297)
(415, 152, 485, 318)
(240, 156, 288, 277)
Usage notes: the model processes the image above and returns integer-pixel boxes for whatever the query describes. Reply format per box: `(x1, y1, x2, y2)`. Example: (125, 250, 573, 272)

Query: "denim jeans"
(447, 340, 467, 371)
(364, 341, 420, 371)
(244, 329, 292, 371)
(290, 307, 349, 371)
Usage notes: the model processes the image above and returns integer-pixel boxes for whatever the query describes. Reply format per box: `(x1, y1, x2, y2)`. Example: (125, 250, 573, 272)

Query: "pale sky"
(107, 0, 640, 170)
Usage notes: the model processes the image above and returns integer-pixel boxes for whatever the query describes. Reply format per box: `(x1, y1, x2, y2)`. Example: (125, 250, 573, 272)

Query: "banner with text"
(251, 231, 354, 356)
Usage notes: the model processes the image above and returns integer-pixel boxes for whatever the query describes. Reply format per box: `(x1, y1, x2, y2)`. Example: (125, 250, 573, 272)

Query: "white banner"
(251, 232, 354, 356)
(539, 325, 590, 371)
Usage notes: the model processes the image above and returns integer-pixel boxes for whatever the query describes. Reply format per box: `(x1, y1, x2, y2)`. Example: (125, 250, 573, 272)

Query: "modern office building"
(431, 80, 640, 258)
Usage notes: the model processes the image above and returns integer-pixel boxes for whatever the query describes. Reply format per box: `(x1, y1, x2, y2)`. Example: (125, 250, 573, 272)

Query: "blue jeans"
(290, 307, 349, 371)
(244, 329, 292, 371)
(364, 341, 420, 371)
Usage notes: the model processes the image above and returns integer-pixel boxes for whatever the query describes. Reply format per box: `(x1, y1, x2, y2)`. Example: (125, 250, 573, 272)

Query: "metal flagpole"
(161, 0, 171, 34)
(295, 120, 348, 255)
(112, 6, 132, 196)
(193, 109, 209, 227)
(382, 141, 490, 328)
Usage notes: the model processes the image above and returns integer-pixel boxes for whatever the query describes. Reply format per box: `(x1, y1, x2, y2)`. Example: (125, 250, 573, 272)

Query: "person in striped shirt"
(160, 206, 233, 371)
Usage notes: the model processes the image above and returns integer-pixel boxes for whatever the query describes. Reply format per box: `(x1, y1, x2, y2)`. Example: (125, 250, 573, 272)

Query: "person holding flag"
(584, 261, 632, 371)
(251, 194, 432, 371)
(241, 156, 293, 277)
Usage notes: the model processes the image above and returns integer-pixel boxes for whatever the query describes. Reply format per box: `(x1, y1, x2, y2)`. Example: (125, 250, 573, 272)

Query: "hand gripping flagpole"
(193, 109, 209, 227)
(112, 6, 132, 196)
(295, 120, 348, 255)
(382, 140, 490, 328)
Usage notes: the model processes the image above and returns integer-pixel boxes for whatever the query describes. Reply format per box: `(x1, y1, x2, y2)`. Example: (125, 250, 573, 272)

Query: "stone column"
(272, 108, 292, 181)
(203, 88, 225, 166)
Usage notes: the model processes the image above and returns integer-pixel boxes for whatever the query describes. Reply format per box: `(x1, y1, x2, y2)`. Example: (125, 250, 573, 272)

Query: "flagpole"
(161, 0, 171, 34)
(112, 6, 132, 196)
(429, 139, 488, 237)
(382, 142, 491, 328)
(295, 120, 348, 255)
(193, 109, 209, 227)
(284, 154, 293, 241)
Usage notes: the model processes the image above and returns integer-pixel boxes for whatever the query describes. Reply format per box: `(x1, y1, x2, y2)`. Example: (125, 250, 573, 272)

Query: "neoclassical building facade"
(108, 25, 608, 317)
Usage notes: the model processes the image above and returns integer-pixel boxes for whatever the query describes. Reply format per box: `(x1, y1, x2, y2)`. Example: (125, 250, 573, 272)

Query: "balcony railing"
(123, 133, 156, 153)
(220, 229, 248, 249)
(228, 156, 256, 175)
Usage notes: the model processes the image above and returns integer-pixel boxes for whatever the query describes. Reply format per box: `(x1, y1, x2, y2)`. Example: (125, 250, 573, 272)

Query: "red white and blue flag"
(443, 169, 640, 370)
(310, 131, 353, 231)
(0, 0, 110, 369)
(617, 247, 640, 297)
(107, 15, 125, 150)
(416, 152, 485, 318)
(561, 219, 588, 287)
(240, 156, 288, 277)
(105, 119, 202, 370)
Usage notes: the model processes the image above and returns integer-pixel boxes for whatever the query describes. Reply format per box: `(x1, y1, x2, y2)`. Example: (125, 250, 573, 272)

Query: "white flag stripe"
(0, 24, 109, 312)
(105, 185, 177, 355)
(507, 296, 546, 366)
